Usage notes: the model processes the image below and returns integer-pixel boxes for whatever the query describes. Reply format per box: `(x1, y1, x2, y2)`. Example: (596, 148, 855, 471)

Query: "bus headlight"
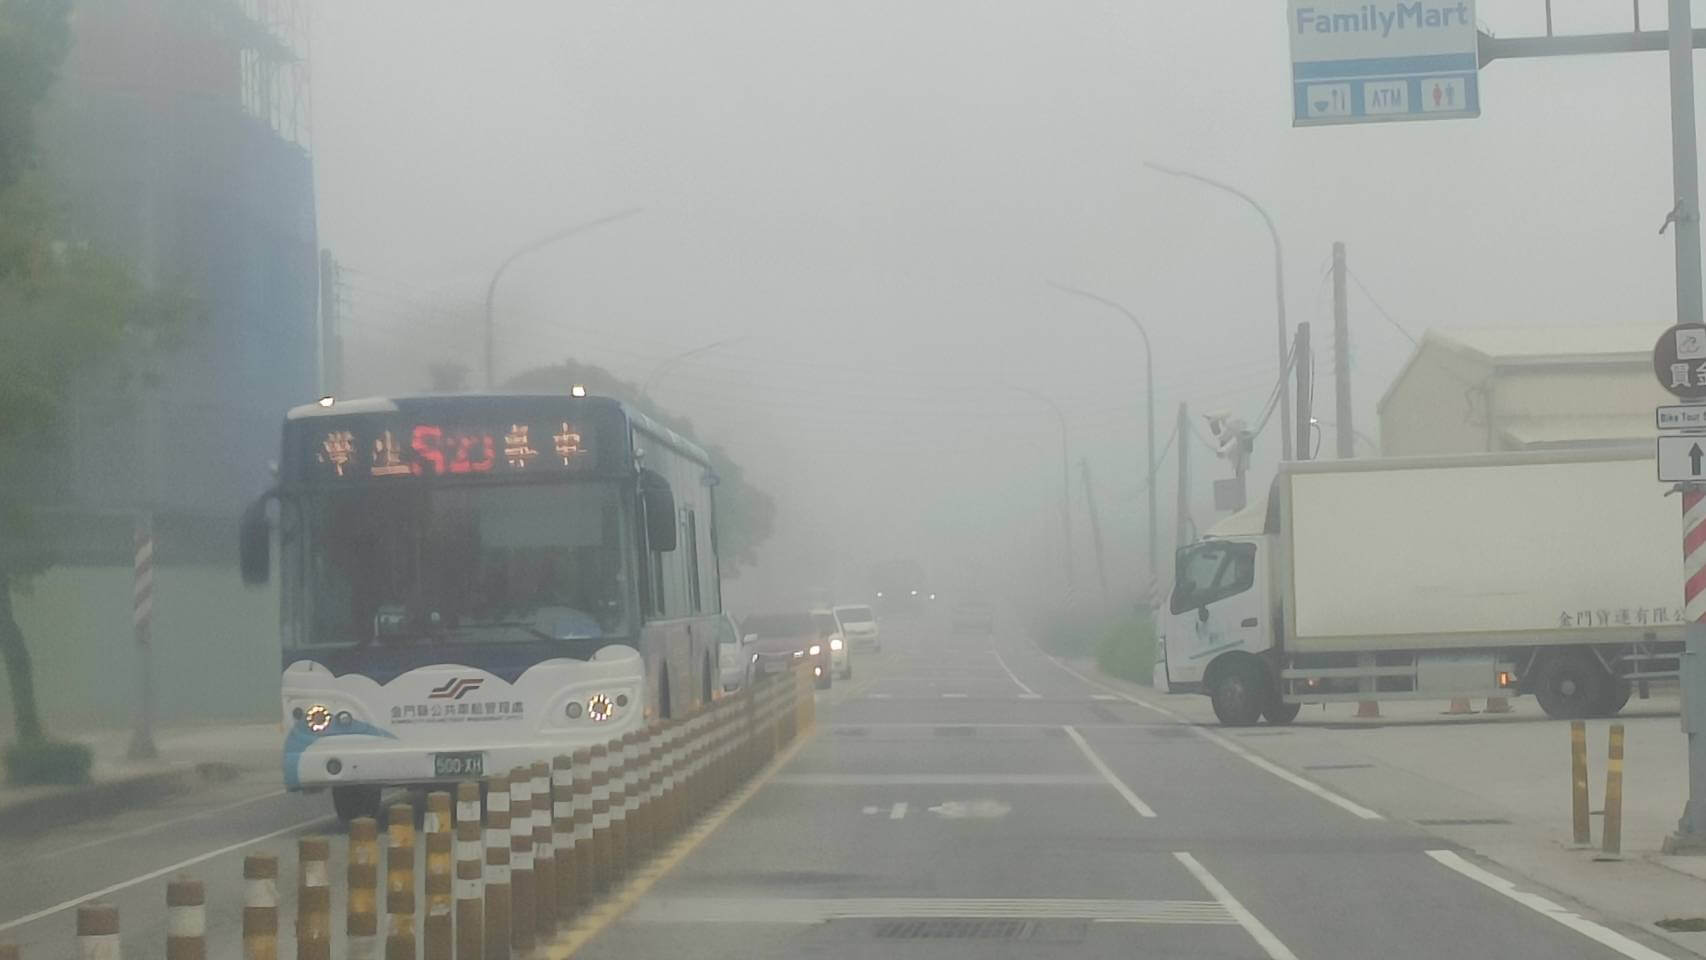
(587, 694, 615, 722)
(829, 638, 843, 652)
(809, 644, 822, 656)
(304, 704, 332, 733)
(334, 710, 353, 729)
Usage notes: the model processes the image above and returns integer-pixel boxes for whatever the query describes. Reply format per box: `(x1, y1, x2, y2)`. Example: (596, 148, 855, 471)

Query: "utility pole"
(1294, 323, 1314, 461)
(1175, 403, 1191, 549)
(1332, 242, 1354, 458)
(1080, 457, 1110, 609)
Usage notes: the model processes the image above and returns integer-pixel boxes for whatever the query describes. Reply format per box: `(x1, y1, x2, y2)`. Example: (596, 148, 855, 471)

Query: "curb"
(0, 766, 198, 837)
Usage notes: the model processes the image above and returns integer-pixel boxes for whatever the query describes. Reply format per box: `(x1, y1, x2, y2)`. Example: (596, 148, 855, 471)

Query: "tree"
(0, 0, 186, 763)
(505, 359, 776, 574)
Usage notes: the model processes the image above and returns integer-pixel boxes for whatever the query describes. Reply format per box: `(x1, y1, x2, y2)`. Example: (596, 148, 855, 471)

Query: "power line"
(1345, 267, 1419, 345)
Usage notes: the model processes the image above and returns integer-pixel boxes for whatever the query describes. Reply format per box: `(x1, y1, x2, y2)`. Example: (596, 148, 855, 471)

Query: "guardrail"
(2, 665, 816, 960)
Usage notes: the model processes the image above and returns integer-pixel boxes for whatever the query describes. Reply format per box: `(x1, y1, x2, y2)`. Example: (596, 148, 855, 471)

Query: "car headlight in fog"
(751, 652, 760, 663)
(304, 704, 332, 733)
(829, 638, 843, 651)
(809, 644, 822, 656)
(813, 666, 822, 676)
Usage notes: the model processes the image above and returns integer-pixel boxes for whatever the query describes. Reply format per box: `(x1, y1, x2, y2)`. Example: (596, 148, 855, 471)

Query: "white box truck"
(1158, 448, 1683, 725)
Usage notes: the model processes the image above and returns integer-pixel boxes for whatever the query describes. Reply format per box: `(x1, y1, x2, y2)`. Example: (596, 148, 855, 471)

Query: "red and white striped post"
(1686, 488, 1706, 622)
(128, 513, 158, 759)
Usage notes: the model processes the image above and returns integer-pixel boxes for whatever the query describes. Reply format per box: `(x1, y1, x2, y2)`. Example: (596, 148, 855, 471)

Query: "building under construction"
(47, 0, 318, 546)
(1, 0, 320, 730)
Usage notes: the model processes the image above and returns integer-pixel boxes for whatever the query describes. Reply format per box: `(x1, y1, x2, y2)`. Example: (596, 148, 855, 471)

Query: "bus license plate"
(433, 752, 484, 778)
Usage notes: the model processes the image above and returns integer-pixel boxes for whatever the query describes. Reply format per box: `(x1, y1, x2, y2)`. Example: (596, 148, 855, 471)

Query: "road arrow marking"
(926, 799, 1011, 820)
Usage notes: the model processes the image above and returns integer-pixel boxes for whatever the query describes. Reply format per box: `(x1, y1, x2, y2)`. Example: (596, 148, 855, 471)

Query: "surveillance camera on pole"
(1204, 412, 1253, 512)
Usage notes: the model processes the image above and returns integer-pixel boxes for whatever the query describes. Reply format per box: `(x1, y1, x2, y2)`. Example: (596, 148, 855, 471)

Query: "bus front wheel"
(332, 785, 382, 823)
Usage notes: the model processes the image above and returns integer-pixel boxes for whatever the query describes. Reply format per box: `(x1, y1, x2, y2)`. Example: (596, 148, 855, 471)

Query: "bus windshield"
(286, 480, 634, 648)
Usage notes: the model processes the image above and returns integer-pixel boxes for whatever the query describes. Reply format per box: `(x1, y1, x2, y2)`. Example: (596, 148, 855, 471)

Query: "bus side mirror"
(239, 492, 273, 586)
(640, 468, 678, 552)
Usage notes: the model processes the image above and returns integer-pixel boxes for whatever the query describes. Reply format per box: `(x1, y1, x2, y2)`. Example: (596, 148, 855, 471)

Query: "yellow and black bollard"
(346, 817, 379, 960)
(1570, 720, 1591, 847)
(243, 853, 280, 960)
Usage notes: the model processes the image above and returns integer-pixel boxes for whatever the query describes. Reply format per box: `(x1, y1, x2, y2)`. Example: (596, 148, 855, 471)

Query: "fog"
(310, 0, 1689, 609)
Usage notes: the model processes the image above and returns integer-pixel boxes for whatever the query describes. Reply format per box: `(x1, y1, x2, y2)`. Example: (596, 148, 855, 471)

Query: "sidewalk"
(0, 722, 281, 835)
(1086, 664, 1706, 959)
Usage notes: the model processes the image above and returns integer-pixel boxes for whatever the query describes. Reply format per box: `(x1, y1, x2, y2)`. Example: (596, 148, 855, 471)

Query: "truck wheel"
(332, 785, 382, 823)
(1210, 659, 1267, 726)
(1534, 652, 1609, 720)
(1263, 697, 1302, 725)
(1594, 680, 1632, 717)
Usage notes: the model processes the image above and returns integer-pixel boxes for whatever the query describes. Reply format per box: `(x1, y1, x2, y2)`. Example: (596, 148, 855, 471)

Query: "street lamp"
(1143, 161, 1293, 460)
(1004, 381, 1075, 589)
(639, 336, 751, 403)
(482, 207, 644, 389)
(1050, 282, 1157, 583)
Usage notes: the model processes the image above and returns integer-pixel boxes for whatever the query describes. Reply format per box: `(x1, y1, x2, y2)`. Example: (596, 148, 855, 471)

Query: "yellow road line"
(542, 723, 819, 959)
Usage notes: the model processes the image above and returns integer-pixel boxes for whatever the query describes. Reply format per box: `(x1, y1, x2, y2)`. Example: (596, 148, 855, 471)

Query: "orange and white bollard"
(424, 791, 454, 960)
(571, 747, 595, 907)
(589, 743, 611, 896)
(529, 761, 556, 939)
(243, 854, 280, 960)
(607, 738, 630, 883)
(167, 877, 205, 960)
(385, 803, 416, 960)
(454, 782, 484, 960)
(552, 754, 577, 923)
(508, 768, 536, 959)
(297, 836, 331, 960)
(346, 817, 380, 960)
(77, 903, 121, 960)
(483, 772, 512, 960)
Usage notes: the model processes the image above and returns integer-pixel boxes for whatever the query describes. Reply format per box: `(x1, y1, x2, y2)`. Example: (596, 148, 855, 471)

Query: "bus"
(239, 392, 725, 820)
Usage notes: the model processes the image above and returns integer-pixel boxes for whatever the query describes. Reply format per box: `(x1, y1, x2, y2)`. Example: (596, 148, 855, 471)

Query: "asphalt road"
(0, 617, 1691, 959)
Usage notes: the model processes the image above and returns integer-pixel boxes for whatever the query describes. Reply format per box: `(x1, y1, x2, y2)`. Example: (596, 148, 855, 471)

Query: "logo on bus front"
(428, 676, 485, 700)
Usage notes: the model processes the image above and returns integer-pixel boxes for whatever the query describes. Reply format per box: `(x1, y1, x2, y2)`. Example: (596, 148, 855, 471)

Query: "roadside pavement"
(0, 722, 280, 835)
(1080, 661, 1706, 957)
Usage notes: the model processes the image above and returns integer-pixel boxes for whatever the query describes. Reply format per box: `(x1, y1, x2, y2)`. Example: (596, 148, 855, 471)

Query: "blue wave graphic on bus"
(282, 718, 396, 789)
(284, 645, 587, 685)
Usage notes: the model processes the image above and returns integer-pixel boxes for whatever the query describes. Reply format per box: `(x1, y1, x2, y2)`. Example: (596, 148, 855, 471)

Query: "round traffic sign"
(1655, 324, 1706, 400)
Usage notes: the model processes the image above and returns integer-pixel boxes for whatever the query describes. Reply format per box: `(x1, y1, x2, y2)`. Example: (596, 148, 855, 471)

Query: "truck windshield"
(284, 481, 633, 647)
(1171, 541, 1256, 614)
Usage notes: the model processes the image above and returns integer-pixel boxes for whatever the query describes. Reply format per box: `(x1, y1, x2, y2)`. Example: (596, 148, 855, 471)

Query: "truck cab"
(1160, 499, 1294, 725)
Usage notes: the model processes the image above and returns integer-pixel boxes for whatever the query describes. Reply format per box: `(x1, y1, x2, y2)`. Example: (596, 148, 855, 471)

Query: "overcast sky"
(309, 0, 1698, 604)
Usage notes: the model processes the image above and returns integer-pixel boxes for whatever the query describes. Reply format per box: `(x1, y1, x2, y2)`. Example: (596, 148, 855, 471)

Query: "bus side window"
(686, 508, 702, 613)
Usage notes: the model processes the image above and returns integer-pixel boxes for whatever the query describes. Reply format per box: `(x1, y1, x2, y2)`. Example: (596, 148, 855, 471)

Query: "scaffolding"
(228, 0, 311, 149)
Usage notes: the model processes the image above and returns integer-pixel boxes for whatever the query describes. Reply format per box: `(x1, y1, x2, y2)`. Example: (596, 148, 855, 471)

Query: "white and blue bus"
(240, 392, 725, 820)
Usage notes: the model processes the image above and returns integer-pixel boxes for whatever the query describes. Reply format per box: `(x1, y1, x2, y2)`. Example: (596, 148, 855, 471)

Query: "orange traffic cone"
(1355, 700, 1381, 718)
(1444, 697, 1476, 715)
(1484, 697, 1512, 714)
